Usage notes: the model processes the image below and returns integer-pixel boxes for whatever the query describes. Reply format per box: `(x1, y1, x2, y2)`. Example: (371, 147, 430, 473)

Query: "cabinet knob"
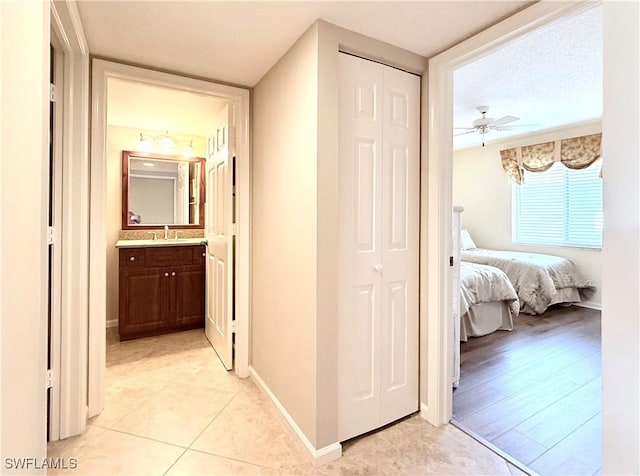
(374, 264, 383, 273)
(129, 256, 135, 262)
(164, 272, 169, 277)
(171, 272, 176, 276)
(202, 253, 206, 257)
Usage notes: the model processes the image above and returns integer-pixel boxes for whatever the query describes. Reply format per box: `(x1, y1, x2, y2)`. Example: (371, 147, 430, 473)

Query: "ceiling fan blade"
(490, 115, 519, 126)
(454, 130, 478, 136)
(453, 127, 476, 130)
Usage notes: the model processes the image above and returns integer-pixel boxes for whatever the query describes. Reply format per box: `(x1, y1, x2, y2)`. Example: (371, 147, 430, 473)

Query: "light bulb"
(182, 141, 194, 158)
(159, 131, 175, 150)
(138, 134, 152, 152)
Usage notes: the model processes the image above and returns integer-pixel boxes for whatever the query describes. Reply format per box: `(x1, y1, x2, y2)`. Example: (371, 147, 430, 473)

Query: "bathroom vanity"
(117, 239, 206, 341)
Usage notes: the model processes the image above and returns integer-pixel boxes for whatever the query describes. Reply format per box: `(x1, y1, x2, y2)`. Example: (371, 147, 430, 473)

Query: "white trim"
(575, 301, 602, 311)
(47, 35, 65, 443)
(89, 59, 251, 417)
(105, 319, 118, 329)
(50, 0, 90, 440)
(419, 402, 430, 420)
(424, 0, 600, 427)
(249, 366, 342, 467)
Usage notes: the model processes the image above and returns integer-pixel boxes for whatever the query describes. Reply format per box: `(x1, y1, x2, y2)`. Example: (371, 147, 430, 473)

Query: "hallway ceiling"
(76, 0, 531, 87)
(78, 1, 602, 152)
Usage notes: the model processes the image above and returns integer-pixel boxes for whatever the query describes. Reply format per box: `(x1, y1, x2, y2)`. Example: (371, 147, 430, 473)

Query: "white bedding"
(459, 262, 519, 340)
(461, 248, 596, 314)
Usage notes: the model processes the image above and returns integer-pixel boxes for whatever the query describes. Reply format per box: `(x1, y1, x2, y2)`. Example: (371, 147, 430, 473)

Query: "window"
(512, 160, 602, 248)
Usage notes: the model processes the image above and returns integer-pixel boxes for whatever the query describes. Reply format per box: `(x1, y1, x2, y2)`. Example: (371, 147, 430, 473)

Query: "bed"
(459, 261, 520, 341)
(461, 243, 596, 315)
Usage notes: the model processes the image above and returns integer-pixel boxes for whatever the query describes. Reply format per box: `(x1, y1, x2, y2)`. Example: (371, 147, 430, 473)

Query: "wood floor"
(452, 305, 601, 476)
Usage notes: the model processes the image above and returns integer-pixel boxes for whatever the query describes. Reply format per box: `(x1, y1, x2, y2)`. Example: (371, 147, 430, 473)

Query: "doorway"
(88, 60, 250, 418)
(449, 6, 603, 473)
(421, 0, 603, 438)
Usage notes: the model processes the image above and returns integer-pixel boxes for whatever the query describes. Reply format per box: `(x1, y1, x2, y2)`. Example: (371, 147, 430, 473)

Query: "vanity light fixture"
(137, 131, 194, 157)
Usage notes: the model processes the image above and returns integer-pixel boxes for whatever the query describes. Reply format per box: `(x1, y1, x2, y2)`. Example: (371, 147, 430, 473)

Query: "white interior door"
(338, 53, 420, 441)
(205, 104, 235, 370)
(378, 64, 420, 423)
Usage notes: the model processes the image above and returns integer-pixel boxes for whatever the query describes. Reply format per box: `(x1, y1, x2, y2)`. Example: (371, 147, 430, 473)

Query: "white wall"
(252, 20, 427, 454)
(0, 1, 49, 472)
(453, 122, 603, 307)
(252, 23, 320, 447)
(105, 125, 206, 325)
(601, 2, 639, 474)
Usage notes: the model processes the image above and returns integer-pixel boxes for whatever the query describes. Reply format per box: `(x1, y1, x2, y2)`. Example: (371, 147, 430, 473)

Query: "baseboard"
(574, 301, 602, 311)
(419, 402, 430, 421)
(249, 366, 342, 467)
(106, 319, 118, 329)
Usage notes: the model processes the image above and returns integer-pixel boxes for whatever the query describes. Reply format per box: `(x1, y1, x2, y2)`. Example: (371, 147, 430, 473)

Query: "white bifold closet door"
(338, 53, 420, 441)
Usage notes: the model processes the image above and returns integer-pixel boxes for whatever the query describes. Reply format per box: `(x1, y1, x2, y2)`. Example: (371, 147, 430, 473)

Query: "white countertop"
(115, 238, 207, 248)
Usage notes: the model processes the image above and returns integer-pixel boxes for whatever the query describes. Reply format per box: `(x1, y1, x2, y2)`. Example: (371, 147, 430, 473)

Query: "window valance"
(500, 133, 601, 184)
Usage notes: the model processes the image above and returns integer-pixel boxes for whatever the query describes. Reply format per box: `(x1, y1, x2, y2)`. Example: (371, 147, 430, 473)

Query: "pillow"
(460, 229, 477, 250)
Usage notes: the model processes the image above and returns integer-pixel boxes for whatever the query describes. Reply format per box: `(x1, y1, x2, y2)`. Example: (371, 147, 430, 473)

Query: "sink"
(115, 237, 206, 248)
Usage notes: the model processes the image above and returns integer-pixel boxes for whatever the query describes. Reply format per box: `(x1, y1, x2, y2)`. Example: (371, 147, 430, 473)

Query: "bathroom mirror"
(122, 150, 205, 229)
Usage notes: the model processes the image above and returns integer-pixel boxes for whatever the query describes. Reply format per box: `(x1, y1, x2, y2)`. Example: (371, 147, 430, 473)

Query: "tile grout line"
(162, 447, 189, 476)
(89, 425, 190, 450)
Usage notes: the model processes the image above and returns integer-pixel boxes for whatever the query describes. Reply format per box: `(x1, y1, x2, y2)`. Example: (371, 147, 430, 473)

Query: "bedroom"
(450, 5, 602, 475)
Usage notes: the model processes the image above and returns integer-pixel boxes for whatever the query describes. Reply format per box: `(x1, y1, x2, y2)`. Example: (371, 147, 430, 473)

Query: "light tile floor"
(48, 329, 525, 475)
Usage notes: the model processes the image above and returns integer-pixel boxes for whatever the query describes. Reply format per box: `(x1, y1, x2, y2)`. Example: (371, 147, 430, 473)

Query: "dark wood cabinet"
(119, 245, 205, 341)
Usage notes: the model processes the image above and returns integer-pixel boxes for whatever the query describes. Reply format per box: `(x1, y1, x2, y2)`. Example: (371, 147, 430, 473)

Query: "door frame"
(49, 0, 91, 440)
(421, 0, 601, 426)
(88, 59, 251, 417)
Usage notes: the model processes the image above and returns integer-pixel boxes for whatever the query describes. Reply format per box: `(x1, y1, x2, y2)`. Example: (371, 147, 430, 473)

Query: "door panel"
(379, 62, 420, 423)
(339, 54, 384, 440)
(339, 53, 420, 441)
(205, 105, 234, 370)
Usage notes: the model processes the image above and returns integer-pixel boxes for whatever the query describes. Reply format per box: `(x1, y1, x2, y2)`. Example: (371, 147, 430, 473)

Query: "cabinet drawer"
(146, 246, 194, 267)
(119, 248, 146, 267)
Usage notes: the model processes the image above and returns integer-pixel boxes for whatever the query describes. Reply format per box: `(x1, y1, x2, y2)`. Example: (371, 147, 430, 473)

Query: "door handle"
(374, 264, 383, 273)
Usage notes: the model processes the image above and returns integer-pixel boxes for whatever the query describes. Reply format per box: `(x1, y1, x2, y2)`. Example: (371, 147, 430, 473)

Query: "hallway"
(48, 329, 523, 475)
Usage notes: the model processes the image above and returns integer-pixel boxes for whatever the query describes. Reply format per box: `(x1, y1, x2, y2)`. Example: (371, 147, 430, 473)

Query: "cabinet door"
(173, 265, 205, 329)
(119, 267, 168, 339)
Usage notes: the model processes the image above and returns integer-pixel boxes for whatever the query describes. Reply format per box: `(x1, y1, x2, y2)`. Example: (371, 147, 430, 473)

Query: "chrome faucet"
(164, 225, 169, 240)
(148, 231, 158, 240)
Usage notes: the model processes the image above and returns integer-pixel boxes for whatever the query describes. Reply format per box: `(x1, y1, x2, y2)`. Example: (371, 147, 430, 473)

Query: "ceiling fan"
(454, 106, 528, 146)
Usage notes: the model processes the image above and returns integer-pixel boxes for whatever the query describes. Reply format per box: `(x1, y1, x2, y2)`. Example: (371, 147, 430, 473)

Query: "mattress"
(461, 248, 596, 314)
(459, 262, 519, 341)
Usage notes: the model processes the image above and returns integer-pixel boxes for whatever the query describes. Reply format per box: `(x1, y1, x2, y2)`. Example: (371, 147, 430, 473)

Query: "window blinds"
(512, 160, 602, 248)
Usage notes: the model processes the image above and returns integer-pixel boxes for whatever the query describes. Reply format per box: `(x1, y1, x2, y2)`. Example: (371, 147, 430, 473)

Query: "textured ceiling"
(453, 5, 603, 150)
(107, 78, 227, 135)
(77, 0, 531, 87)
(83, 1, 601, 151)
